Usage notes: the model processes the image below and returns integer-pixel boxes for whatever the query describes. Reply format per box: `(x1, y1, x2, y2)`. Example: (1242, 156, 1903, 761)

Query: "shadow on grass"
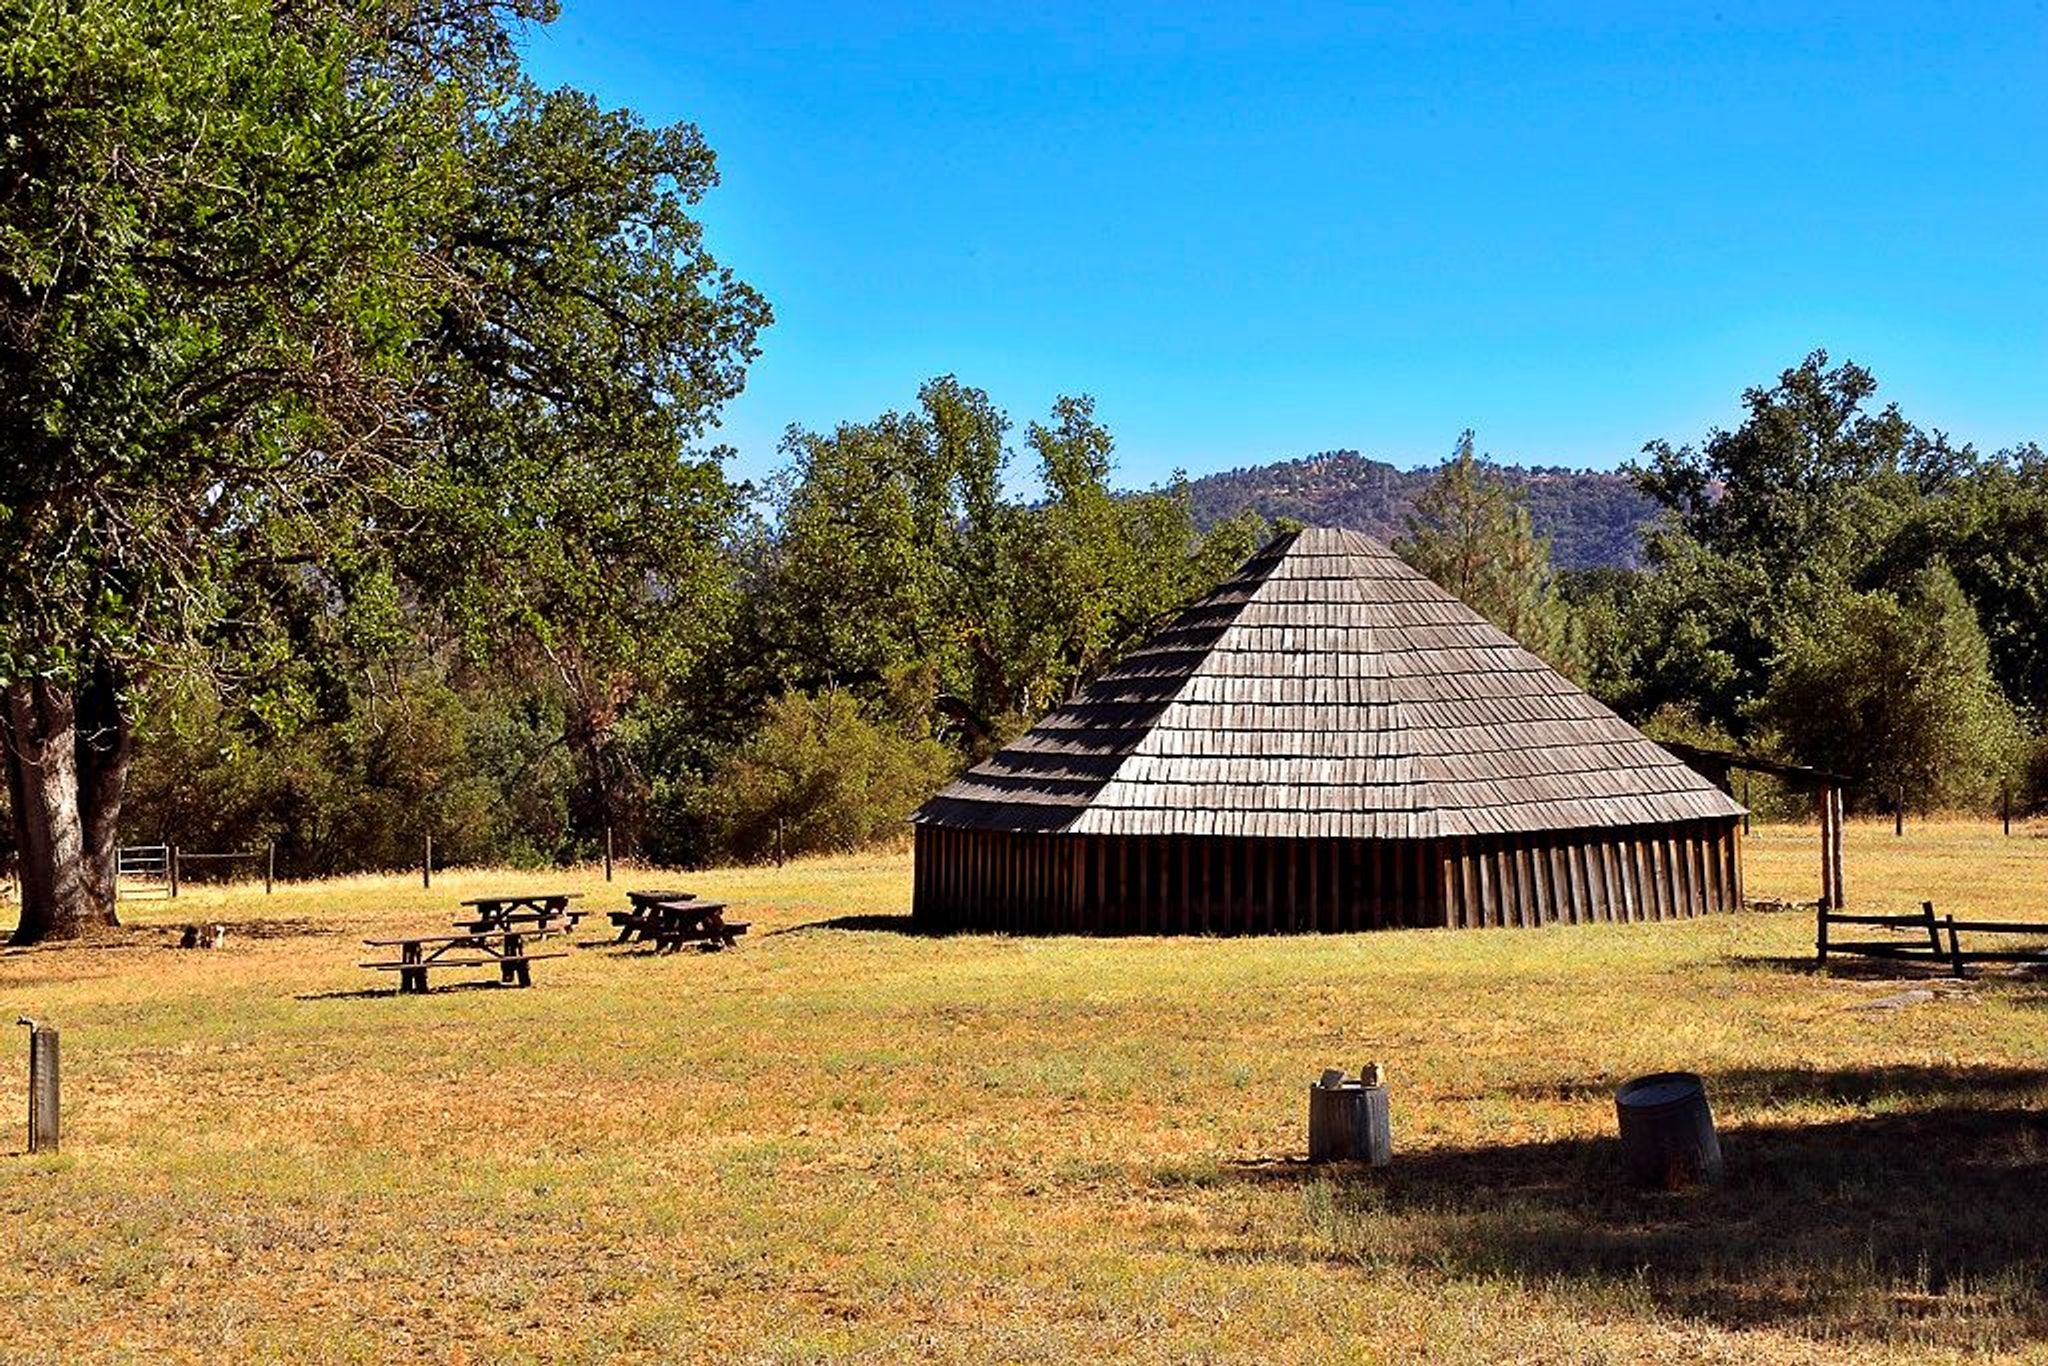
(1731, 950, 2048, 1008)
(1500, 1063, 2048, 1108)
(1225, 1065, 2048, 1345)
(295, 979, 534, 1001)
(767, 914, 927, 936)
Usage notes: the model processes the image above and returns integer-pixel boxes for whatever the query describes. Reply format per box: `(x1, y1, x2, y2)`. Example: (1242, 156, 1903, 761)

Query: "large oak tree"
(0, 0, 764, 940)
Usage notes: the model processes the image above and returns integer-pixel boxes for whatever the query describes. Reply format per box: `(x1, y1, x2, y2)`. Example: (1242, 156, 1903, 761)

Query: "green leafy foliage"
(747, 379, 1267, 750)
(1758, 564, 2022, 811)
(700, 689, 953, 864)
(0, 0, 765, 928)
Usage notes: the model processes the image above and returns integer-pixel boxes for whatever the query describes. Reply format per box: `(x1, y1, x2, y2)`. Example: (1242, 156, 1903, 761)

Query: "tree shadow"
(767, 914, 929, 936)
(1224, 1065, 2048, 1345)
(295, 979, 533, 1001)
(1497, 1062, 2048, 1108)
(1729, 950, 2048, 1006)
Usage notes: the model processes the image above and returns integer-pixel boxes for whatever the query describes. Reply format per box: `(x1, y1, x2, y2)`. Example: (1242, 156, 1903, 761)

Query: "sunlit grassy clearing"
(0, 821, 2042, 1363)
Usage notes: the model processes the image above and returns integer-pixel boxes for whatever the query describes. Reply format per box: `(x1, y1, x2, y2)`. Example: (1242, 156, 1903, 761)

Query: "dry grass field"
(0, 820, 2045, 1364)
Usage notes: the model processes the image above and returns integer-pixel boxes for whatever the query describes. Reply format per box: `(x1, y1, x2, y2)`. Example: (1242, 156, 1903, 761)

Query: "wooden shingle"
(912, 527, 1744, 838)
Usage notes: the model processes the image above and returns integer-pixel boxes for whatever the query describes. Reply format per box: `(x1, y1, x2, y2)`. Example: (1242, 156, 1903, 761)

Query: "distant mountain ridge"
(1182, 449, 1659, 570)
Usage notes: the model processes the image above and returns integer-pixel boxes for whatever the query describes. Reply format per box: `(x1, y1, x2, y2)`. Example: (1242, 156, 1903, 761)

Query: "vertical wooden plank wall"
(911, 819, 1745, 934)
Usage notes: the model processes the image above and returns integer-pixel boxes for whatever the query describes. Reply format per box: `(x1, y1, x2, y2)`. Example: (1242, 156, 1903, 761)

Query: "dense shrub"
(704, 689, 954, 864)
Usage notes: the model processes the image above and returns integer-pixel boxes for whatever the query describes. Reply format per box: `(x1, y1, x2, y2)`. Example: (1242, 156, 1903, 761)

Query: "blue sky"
(522, 3, 2048, 487)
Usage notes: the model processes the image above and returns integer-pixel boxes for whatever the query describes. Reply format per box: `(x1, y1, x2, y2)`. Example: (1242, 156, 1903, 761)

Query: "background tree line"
(5, 5, 2043, 941)
(1402, 352, 2047, 820)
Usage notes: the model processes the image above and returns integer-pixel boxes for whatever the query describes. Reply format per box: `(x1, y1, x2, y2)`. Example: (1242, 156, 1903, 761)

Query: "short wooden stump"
(1615, 1071, 1722, 1189)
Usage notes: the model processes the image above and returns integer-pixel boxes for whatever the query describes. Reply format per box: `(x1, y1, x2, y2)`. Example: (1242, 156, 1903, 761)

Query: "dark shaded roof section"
(1660, 741, 1851, 789)
(914, 527, 1746, 838)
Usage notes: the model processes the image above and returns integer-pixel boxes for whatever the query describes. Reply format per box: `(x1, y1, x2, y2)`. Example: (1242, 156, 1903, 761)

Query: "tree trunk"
(4, 678, 121, 944)
(76, 660, 133, 913)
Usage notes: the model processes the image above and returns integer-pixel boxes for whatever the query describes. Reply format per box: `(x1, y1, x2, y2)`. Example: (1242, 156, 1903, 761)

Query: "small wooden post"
(2003, 785, 2012, 837)
(1815, 898, 1829, 964)
(168, 844, 180, 899)
(1834, 786, 1847, 909)
(604, 826, 614, 883)
(21, 1020, 58, 1154)
(1895, 788, 1904, 838)
(1921, 900, 1943, 956)
(264, 840, 275, 895)
(1826, 786, 1843, 913)
(1945, 914, 1966, 979)
(422, 835, 432, 890)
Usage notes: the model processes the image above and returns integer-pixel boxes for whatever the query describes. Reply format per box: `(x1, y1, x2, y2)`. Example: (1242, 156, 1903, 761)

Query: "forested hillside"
(1186, 450, 1657, 568)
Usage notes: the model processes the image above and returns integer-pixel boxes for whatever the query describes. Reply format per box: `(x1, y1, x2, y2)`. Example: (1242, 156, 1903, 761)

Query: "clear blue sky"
(522, 3, 2048, 487)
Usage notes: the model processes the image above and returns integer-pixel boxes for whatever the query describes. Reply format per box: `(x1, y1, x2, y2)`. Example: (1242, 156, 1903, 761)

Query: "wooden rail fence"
(1817, 900, 2048, 978)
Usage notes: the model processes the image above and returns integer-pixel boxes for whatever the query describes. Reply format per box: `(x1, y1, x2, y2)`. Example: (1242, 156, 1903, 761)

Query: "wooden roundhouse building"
(911, 527, 1745, 934)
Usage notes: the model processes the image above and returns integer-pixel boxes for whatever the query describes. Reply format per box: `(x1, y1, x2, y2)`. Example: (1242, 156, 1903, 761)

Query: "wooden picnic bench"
(459, 892, 586, 932)
(612, 894, 748, 953)
(609, 888, 694, 942)
(361, 927, 568, 993)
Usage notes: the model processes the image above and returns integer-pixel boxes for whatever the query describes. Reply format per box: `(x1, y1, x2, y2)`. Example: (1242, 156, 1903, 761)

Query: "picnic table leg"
(501, 932, 525, 985)
(401, 943, 425, 994)
(515, 959, 532, 987)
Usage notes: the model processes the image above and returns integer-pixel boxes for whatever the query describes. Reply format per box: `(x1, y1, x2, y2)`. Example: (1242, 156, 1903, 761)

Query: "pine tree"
(1397, 432, 1574, 666)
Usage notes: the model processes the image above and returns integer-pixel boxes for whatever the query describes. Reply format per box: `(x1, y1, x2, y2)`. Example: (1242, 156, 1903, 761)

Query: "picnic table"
(608, 889, 693, 942)
(458, 891, 585, 932)
(611, 893, 748, 952)
(360, 926, 568, 993)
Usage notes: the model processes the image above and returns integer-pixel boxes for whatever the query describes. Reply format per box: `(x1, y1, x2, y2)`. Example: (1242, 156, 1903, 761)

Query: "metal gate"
(116, 844, 173, 900)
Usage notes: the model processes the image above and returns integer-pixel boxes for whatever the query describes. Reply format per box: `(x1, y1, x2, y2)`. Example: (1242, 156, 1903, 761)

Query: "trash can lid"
(1615, 1071, 1706, 1109)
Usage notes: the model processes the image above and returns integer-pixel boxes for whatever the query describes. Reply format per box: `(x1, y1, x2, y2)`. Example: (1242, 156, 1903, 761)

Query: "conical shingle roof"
(913, 527, 1743, 839)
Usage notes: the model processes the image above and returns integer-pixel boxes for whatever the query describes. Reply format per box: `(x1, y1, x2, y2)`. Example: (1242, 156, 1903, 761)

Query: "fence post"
(1815, 899, 1829, 964)
(1921, 900, 1942, 956)
(265, 841, 275, 895)
(2004, 785, 2012, 837)
(604, 826, 614, 883)
(20, 1019, 57, 1154)
(1894, 787, 1904, 838)
(1817, 784, 1836, 911)
(1831, 787, 1847, 910)
(168, 844, 180, 899)
(422, 835, 432, 890)
(1945, 914, 1965, 979)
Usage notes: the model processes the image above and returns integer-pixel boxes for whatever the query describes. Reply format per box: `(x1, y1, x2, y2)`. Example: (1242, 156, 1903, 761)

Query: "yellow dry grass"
(0, 821, 2044, 1364)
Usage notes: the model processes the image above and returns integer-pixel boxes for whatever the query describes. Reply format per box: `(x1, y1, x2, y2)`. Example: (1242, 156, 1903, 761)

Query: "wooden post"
(1826, 786, 1843, 913)
(168, 844, 180, 899)
(264, 840, 275, 895)
(1945, 914, 1966, 979)
(2003, 785, 2012, 837)
(1832, 786, 1847, 910)
(422, 834, 432, 890)
(22, 1021, 58, 1154)
(1815, 898, 1829, 964)
(1894, 787, 1904, 838)
(604, 826, 614, 883)
(1921, 900, 1942, 957)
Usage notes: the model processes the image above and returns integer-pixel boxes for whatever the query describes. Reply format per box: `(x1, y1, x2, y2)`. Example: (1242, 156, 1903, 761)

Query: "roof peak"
(915, 524, 1741, 839)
